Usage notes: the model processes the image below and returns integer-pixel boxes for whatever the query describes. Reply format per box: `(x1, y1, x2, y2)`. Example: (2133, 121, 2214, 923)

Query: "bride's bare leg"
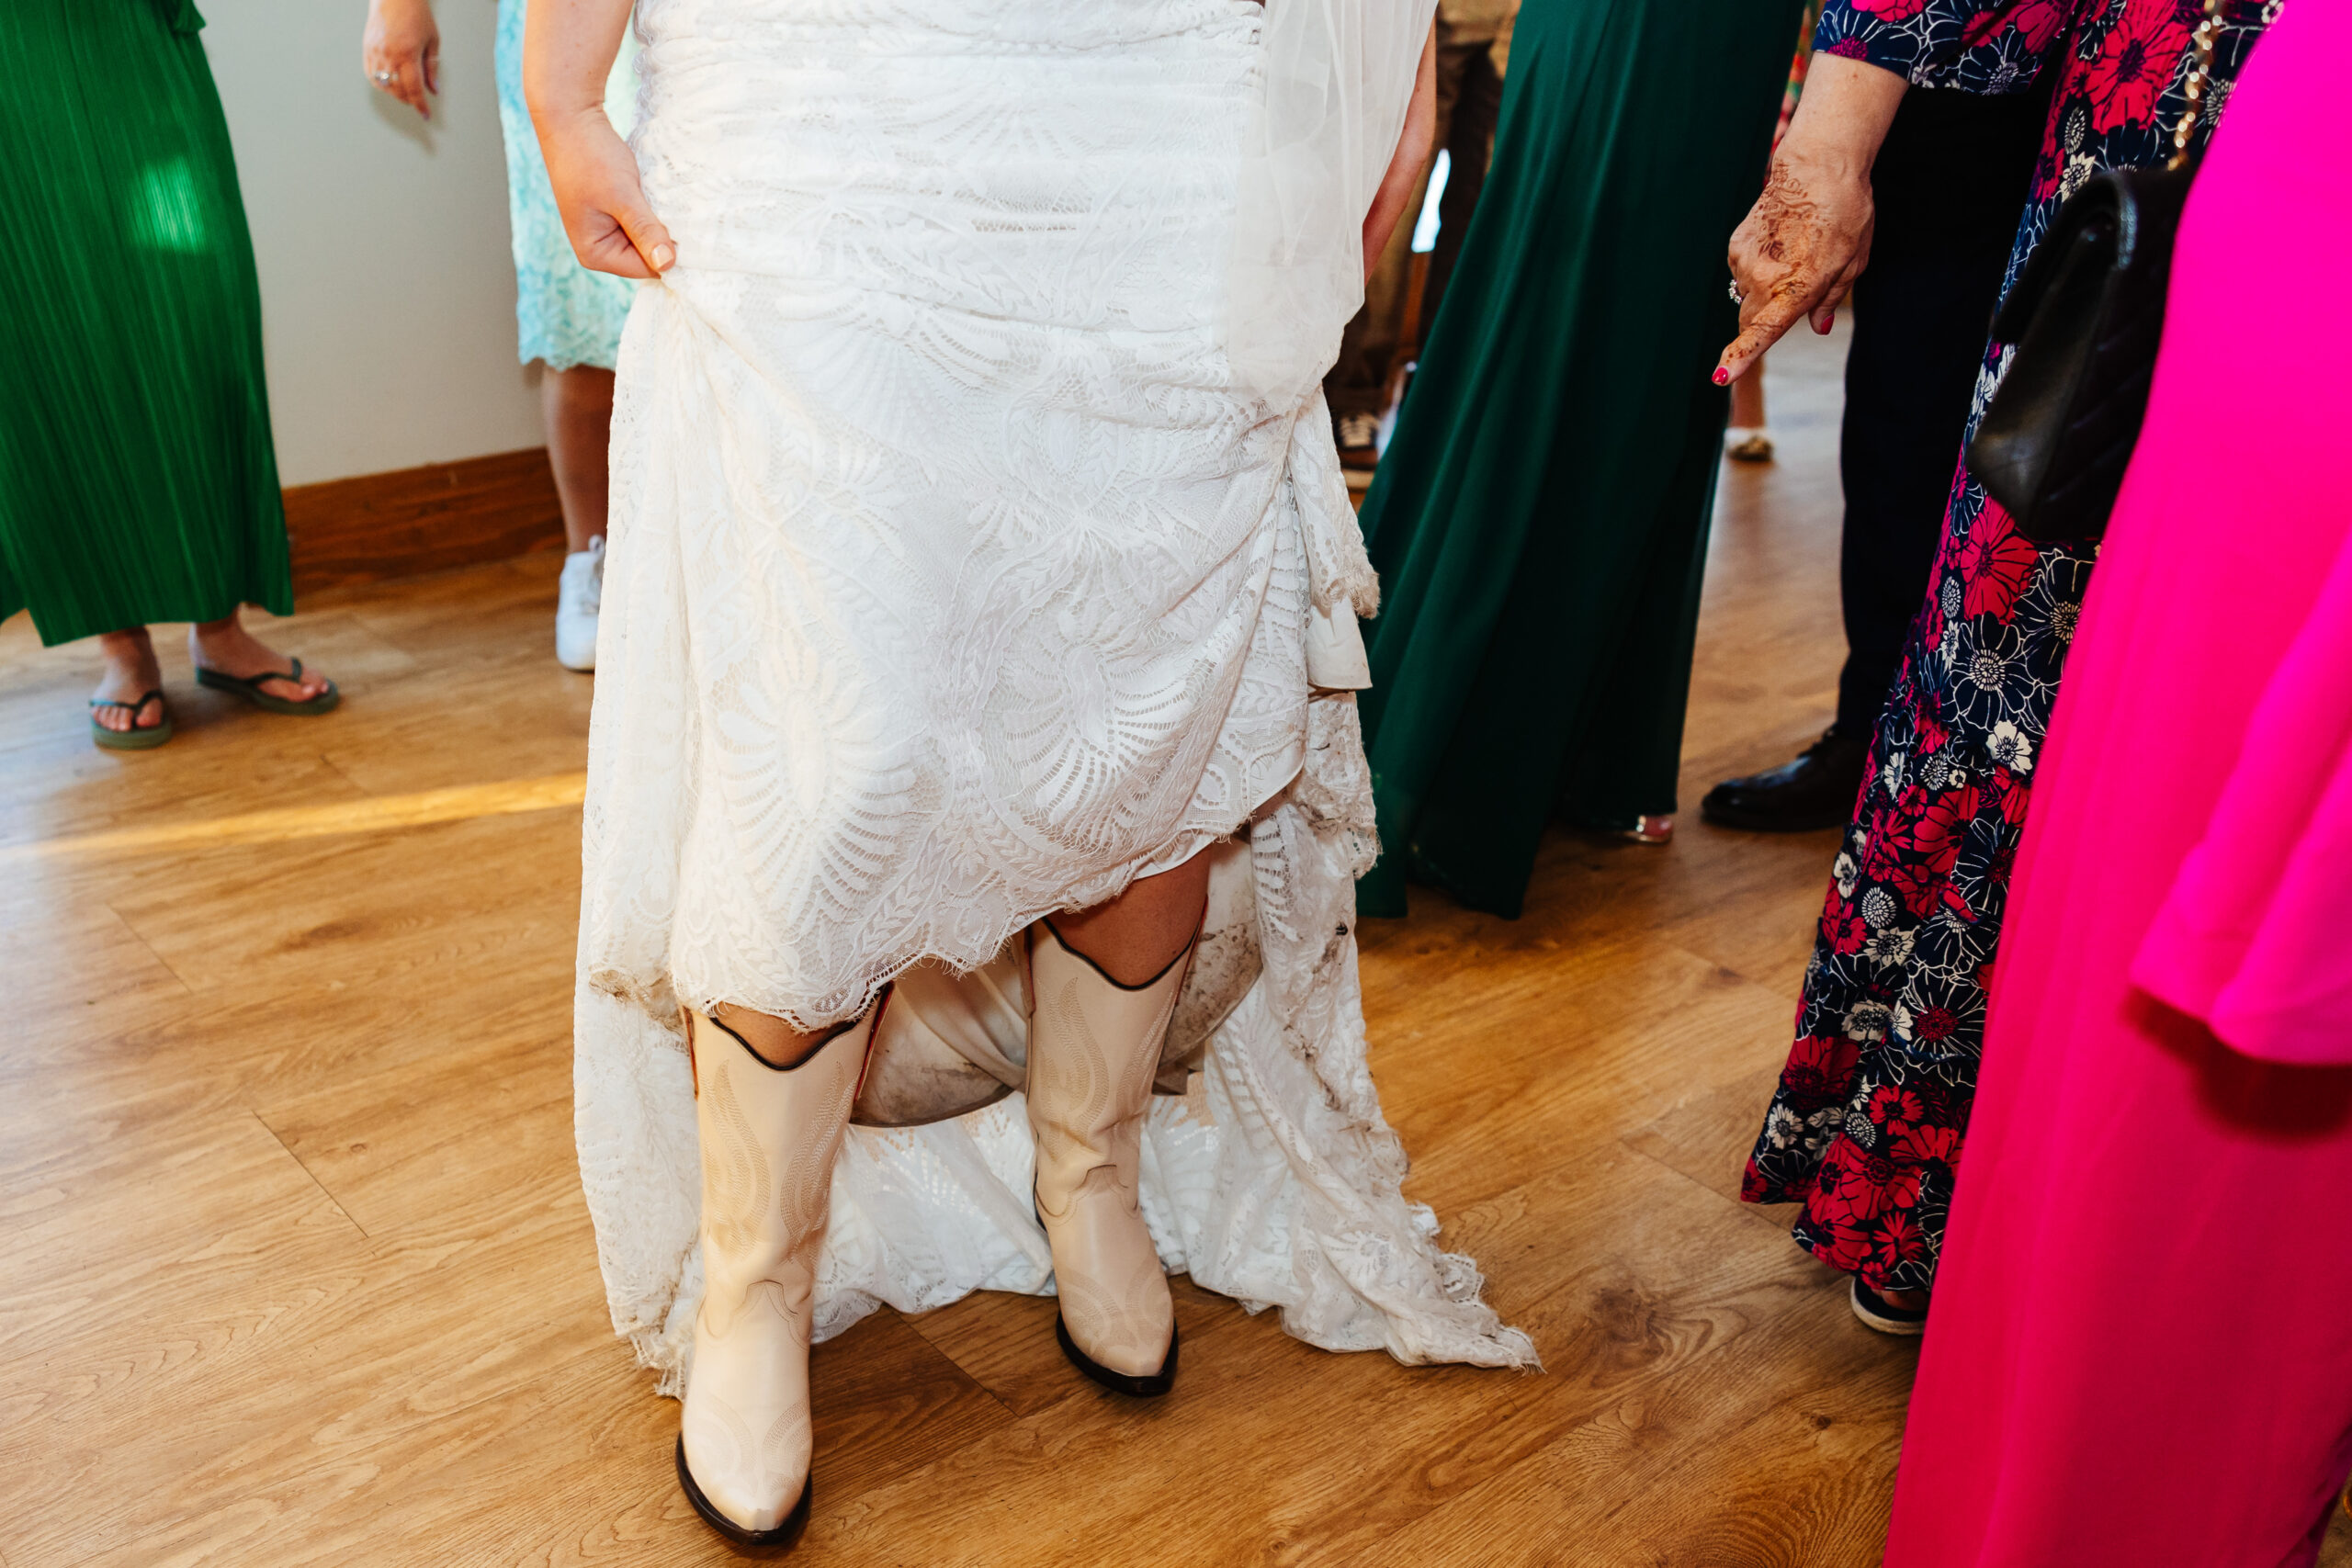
(1046, 854, 1212, 986)
(707, 1004, 835, 1069)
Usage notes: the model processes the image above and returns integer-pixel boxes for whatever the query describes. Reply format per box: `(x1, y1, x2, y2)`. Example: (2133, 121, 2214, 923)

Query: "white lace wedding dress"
(573, 0, 1536, 1391)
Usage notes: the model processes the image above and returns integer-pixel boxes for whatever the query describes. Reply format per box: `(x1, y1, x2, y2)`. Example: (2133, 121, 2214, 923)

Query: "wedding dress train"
(572, 0, 1536, 1394)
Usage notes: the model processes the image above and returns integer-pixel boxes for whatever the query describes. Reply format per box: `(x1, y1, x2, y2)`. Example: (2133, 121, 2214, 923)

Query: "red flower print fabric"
(2086, 0, 2199, 132)
(1958, 504, 2041, 620)
(1745, 0, 2272, 1297)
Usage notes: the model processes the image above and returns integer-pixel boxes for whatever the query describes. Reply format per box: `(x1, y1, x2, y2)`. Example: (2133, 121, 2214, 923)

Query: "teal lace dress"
(492, 0, 639, 370)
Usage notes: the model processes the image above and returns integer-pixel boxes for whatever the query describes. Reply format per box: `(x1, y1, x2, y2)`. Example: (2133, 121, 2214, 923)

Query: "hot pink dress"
(1882, 2, 2352, 1562)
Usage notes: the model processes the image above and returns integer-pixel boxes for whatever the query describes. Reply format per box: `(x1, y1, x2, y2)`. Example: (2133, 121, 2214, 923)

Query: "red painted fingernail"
(1712, 367, 1730, 386)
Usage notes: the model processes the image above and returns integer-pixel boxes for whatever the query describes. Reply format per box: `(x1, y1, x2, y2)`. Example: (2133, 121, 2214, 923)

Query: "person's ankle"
(189, 622, 239, 664)
(96, 636, 160, 688)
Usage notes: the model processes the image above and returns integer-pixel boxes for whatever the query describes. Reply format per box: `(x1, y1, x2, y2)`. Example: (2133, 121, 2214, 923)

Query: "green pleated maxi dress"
(1356, 0, 1803, 919)
(0, 0, 292, 649)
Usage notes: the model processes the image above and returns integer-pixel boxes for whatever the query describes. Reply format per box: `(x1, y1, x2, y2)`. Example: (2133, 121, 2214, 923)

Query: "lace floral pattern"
(574, 0, 1533, 1385)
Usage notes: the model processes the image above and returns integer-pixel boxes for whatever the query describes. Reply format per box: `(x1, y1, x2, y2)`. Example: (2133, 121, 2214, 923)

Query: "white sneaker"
(556, 536, 604, 671)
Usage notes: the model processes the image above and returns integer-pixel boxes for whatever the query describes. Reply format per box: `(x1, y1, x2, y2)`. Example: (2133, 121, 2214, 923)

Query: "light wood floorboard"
(6, 326, 2343, 1566)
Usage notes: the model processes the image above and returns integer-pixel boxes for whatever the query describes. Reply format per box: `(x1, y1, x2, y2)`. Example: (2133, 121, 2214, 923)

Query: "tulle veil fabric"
(1229, 0, 1438, 409)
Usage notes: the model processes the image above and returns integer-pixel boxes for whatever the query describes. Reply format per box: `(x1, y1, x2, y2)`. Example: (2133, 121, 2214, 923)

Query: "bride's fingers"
(577, 210, 655, 278)
(571, 202, 670, 279)
(616, 206, 677, 276)
(543, 114, 672, 279)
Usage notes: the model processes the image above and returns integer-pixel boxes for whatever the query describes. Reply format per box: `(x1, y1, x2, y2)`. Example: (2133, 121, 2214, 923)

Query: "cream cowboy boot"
(1026, 921, 1191, 1396)
(675, 1005, 873, 1551)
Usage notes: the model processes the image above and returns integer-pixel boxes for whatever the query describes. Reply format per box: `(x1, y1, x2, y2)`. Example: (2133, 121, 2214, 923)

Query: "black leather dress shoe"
(1700, 729, 1870, 832)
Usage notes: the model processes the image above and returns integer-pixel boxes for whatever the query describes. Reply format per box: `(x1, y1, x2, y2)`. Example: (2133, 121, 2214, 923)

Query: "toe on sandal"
(89, 689, 174, 751)
(195, 657, 340, 716)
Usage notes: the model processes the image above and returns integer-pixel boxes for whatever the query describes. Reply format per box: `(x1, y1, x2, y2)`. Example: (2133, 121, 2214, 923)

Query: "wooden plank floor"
(7, 328, 2344, 1568)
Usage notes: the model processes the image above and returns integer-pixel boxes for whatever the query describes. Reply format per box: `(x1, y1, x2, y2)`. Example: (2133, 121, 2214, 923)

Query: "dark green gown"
(1356, 0, 1804, 918)
(0, 0, 292, 648)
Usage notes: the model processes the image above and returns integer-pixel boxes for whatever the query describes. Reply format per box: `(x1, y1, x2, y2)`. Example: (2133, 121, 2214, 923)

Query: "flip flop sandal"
(89, 689, 174, 751)
(195, 657, 340, 716)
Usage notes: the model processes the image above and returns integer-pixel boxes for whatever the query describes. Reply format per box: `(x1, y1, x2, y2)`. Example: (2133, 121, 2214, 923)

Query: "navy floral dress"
(1742, 0, 2276, 1296)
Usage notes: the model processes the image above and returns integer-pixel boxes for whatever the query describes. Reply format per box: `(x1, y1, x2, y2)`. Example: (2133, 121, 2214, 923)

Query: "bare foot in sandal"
(188, 611, 334, 708)
(90, 627, 168, 740)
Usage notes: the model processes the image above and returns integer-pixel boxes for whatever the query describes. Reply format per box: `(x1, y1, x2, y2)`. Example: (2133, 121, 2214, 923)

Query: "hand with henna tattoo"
(1715, 54, 1908, 386)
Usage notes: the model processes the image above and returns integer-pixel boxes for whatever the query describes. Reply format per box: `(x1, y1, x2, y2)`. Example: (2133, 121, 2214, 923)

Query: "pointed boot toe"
(676, 1436, 812, 1555)
(1056, 1313, 1178, 1398)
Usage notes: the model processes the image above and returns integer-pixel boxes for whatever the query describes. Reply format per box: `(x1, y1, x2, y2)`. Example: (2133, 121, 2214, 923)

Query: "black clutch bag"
(1964, 0, 2224, 546)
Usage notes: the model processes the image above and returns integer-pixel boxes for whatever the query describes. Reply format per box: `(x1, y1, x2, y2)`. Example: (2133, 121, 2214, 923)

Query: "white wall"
(203, 2, 543, 487)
